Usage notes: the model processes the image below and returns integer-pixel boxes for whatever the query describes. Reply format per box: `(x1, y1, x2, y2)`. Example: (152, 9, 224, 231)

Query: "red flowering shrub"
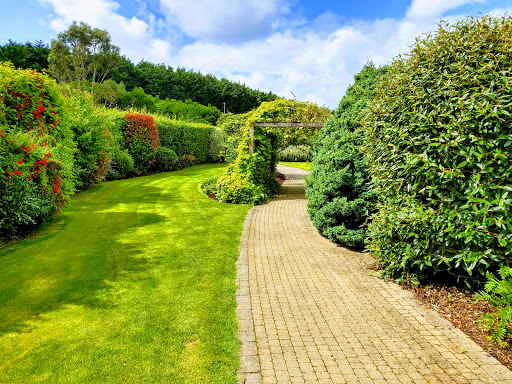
(124, 112, 159, 174)
(0, 63, 75, 239)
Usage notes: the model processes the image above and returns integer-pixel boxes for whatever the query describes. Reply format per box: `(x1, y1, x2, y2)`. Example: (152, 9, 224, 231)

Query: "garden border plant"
(0, 62, 75, 238)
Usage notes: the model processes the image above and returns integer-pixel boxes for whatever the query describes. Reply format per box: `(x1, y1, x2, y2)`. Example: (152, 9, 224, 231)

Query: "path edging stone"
(237, 207, 262, 384)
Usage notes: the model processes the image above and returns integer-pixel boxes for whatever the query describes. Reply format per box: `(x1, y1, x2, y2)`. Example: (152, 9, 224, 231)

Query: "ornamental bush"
(153, 147, 178, 172)
(123, 112, 159, 174)
(105, 149, 134, 180)
(306, 63, 387, 249)
(61, 85, 113, 189)
(0, 63, 75, 239)
(362, 16, 512, 283)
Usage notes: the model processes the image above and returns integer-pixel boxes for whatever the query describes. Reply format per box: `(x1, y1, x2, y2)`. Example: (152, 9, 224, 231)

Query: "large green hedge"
(362, 15, 512, 284)
(306, 63, 387, 249)
(0, 63, 219, 240)
(154, 116, 214, 164)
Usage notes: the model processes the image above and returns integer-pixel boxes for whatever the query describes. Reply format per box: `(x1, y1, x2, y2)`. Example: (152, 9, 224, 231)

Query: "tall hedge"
(0, 62, 75, 238)
(306, 63, 387, 248)
(154, 116, 214, 164)
(362, 16, 512, 284)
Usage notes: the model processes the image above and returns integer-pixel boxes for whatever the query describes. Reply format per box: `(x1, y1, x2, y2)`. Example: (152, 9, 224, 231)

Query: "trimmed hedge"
(154, 116, 214, 164)
(306, 63, 387, 249)
(279, 145, 312, 162)
(362, 15, 512, 284)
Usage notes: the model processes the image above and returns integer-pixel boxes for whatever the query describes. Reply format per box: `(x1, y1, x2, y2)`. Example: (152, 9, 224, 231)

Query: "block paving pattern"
(236, 164, 512, 384)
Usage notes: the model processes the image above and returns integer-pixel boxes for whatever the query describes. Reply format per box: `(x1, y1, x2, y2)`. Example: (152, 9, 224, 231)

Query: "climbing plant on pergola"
(214, 99, 331, 204)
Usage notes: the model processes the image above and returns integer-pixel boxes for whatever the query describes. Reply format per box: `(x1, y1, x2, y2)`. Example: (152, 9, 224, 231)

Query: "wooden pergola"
(248, 121, 325, 153)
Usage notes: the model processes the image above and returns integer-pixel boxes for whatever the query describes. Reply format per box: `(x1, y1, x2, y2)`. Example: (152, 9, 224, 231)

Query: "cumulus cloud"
(172, 15, 439, 108)
(35, 0, 511, 109)
(37, 0, 173, 63)
(158, 0, 293, 43)
(171, 1, 509, 109)
(406, 0, 487, 19)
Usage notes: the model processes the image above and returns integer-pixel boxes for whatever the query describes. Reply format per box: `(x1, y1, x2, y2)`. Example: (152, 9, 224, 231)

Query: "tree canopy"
(48, 22, 121, 94)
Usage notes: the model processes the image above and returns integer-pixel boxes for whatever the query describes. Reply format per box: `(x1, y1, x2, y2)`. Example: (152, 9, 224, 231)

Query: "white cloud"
(37, 0, 173, 63)
(171, 2, 510, 109)
(171, 16, 432, 108)
(406, 0, 487, 19)
(34, 0, 511, 109)
(158, 0, 292, 42)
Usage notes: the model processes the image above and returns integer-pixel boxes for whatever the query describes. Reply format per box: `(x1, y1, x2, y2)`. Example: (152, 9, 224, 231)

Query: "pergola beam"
(252, 122, 325, 128)
(248, 121, 325, 153)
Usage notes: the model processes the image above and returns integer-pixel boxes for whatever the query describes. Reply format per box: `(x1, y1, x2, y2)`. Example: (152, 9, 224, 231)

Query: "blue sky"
(1, 0, 511, 108)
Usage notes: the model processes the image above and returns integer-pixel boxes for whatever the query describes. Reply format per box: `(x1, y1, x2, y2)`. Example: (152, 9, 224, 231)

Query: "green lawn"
(0, 164, 250, 384)
(278, 161, 312, 172)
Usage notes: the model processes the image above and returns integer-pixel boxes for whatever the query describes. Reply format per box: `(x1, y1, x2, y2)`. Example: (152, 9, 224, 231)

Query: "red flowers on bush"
(124, 112, 159, 173)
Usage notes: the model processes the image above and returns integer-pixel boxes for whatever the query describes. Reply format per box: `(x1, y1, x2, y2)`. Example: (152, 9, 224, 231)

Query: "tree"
(0, 40, 50, 71)
(48, 22, 121, 94)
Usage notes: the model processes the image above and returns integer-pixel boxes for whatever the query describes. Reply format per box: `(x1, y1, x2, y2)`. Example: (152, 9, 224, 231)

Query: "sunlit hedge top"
(362, 15, 512, 283)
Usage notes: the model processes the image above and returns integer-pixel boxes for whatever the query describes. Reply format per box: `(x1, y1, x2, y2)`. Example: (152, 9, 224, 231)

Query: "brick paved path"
(236, 164, 512, 384)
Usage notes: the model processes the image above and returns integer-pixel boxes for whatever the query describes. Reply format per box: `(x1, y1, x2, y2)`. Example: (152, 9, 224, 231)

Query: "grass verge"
(278, 162, 312, 172)
(0, 164, 250, 384)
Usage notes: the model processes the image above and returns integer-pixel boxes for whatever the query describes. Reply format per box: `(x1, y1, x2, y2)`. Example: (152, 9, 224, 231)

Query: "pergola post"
(249, 124, 255, 154)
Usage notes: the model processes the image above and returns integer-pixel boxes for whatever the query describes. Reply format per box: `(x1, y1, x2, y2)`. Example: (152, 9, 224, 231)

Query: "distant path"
(236, 164, 512, 384)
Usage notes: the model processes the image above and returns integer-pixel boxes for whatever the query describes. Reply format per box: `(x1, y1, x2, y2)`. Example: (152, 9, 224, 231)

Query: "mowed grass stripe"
(278, 161, 312, 172)
(0, 164, 250, 384)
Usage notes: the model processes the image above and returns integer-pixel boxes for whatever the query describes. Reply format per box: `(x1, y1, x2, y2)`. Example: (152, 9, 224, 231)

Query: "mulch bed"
(401, 283, 512, 370)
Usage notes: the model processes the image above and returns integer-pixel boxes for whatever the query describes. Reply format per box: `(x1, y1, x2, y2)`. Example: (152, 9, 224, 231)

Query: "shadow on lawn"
(0, 184, 172, 336)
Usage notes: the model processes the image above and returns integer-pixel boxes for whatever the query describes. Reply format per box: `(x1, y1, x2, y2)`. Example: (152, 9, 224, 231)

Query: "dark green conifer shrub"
(306, 63, 387, 249)
(362, 16, 512, 283)
(153, 147, 178, 171)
